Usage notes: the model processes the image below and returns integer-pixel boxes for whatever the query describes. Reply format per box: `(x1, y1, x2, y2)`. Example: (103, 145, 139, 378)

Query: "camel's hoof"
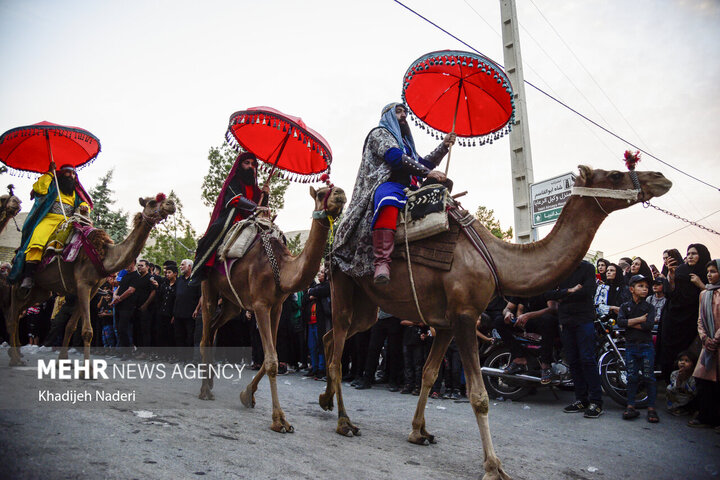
(270, 423, 292, 434)
(199, 390, 215, 401)
(239, 389, 255, 408)
(318, 391, 334, 411)
(336, 421, 360, 437)
(481, 469, 511, 480)
(408, 433, 430, 446)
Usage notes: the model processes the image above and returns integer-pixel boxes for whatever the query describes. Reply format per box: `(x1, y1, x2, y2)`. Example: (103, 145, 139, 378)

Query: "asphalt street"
(0, 347, 717, 480)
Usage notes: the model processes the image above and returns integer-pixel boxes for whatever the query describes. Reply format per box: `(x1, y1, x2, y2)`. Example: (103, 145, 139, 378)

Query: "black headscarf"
(686, 243, 711, 283)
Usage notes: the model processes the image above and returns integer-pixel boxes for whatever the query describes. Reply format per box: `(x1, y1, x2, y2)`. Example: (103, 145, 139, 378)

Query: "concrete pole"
(500, 0, 536, 243)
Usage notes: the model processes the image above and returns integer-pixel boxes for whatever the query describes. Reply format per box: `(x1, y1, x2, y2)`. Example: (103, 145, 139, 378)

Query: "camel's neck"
(279, 217, 330, 292)
(102, 216, 154, 273)
(485, 195, 607, 296)
(0, 214, 12, 235)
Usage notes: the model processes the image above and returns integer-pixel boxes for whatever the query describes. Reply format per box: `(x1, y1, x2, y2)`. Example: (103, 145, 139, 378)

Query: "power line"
(391, 0, 720, 192)
(607, 208, 720, 256)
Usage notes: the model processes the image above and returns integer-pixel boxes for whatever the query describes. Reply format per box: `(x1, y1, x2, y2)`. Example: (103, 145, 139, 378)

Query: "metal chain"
(260, 230, 281, 287)
(643, 202, 720, 236)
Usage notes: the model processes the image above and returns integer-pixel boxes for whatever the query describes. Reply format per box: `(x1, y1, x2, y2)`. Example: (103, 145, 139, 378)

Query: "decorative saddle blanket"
(391, 221, 460, 271)
(40, 216, 105, 274)
(217, 217, 284, 262)
(395, 184, 450, 244)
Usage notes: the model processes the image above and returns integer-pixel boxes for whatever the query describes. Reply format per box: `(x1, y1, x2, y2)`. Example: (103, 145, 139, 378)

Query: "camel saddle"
(41, 216, 107, 275)
(395, 184, 450, 244)
(218, 217, 283, 262)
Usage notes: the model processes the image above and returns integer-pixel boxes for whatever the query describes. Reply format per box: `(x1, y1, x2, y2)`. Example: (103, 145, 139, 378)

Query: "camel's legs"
(58, 309, 82, 361)
(199, 283, 221, 400)
(253, 305, 293, 433)
(5, 293, 30, 366)
(321, 276, 378, 437)
(454, 317, 510, 480)
(407, 328, 453, 446)
(76, 285, 95, 373)
(240, 309, 281, 409)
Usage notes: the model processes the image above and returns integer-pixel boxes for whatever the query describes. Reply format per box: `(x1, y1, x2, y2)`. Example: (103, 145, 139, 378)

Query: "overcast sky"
(1, 0, 719, 266)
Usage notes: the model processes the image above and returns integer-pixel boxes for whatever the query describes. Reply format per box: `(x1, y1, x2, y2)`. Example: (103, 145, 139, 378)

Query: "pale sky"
(1, 0, 719, 267)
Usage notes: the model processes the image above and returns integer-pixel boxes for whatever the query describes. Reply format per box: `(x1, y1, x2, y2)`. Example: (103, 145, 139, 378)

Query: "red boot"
(372, 229, 396, 284)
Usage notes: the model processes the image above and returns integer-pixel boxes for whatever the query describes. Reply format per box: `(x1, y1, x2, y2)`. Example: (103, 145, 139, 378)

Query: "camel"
(198, 185, 346, 433)
(0, 185, 22, 235)
(319, 166, 672, 480)
(4, 194, 176, 367)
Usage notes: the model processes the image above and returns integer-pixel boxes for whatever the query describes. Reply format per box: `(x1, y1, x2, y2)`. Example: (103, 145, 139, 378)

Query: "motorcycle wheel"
(482, 348, 532, 400)
(598, 350, 649, 408)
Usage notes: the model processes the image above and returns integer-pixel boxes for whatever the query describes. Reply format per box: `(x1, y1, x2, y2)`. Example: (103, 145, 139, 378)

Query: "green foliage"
(88, 169, 129, 243)
(143, 191, 197, 265)
(475, 205, 513, 241)
(286, 233, 303, 255)
(200, 142, 290, 213)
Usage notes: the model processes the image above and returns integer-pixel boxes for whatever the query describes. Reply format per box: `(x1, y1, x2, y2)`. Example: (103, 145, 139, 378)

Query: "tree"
(475, 206, 513, 241)
(89, 169, 129, 243)
(285, 233, 303, 255)
(143, 191, 197, 265)
(201, 142, 290, 213)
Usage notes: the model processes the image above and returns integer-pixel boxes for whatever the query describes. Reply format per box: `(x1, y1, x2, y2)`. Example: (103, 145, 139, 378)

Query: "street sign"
(530, 172, 575, 227)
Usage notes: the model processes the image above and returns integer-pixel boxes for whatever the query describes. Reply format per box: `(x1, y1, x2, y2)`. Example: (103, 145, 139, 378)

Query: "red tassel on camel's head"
(155, 193, 167, 203)
(624, 150, 641, 170)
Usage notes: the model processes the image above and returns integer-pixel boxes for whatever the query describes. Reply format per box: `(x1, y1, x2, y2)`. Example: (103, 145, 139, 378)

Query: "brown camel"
(5, 194, 176, 367)
(0, 185, 22, 235)
(319, 166, 672, 480)
(198, 185, 346, 433)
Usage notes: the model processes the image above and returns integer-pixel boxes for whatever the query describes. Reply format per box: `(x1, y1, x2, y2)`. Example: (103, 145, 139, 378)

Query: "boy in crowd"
(617, 274, 658, 423)
(646, 277, 666, 332)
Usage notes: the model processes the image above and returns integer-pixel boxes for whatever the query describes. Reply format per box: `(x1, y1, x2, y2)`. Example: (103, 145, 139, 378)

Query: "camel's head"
(0, 192, 21, 218)
(310, 185, 347, 218)
(138, 193, 176, 225)
(573, 165, 672, 213)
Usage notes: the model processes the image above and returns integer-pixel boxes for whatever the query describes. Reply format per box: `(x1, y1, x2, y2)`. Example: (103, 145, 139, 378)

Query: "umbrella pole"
(45, 131, 68, 221)
(259, 135, 290, 205)
(444, 81, 462, 175)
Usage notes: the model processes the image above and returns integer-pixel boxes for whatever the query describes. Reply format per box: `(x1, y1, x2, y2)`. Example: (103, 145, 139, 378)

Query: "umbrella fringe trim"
(404, 110, 514, 147)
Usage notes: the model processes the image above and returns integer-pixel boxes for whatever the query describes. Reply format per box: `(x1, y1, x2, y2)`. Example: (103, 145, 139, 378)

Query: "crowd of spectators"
(2, 241, 718, 431)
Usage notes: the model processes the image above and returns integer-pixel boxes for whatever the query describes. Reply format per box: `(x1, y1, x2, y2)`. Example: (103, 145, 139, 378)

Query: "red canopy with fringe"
(226, 107, 332, 183)
(0, 121, 101, 174)
(402, 50, 515, 147)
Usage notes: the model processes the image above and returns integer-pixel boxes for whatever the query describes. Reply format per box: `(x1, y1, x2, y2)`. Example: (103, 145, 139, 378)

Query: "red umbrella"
(0, 121, 101, 175)
(402, 50, 515, 158)
(226, 106, 332, 183)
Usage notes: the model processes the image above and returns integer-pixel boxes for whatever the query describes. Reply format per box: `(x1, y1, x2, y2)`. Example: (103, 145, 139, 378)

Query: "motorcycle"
(481, 315, 658, 407)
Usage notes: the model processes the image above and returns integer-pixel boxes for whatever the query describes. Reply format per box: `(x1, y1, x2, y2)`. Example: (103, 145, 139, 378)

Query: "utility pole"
(500, 0, 536, 243)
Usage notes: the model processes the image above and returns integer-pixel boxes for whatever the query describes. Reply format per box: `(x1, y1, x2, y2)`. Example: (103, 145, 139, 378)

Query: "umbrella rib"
(418, 75, 462, 121)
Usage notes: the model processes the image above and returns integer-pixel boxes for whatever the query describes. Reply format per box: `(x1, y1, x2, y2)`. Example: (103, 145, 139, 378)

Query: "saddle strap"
(449, 209, 504, 300)
(260, 231, 281, 288)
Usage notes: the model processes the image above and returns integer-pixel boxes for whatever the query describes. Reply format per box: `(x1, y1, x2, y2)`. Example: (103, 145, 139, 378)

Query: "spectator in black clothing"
(355, 310, 403, 391)
(627, 257, 653, 286)
(173, 258, 202, 362)
(439, 339, 463, 399)
(153, 263, 177, 357)
(546, 260, 604, 419)
(43, 295, 78, 348)
(400, 319, 427, 395)
(496, 293, 558, 384)
(617, 275, 658, 423)
(134, 259, 157, 357)
(111, 259, 140, 360)
(245, 310, 264, 369)
(307, 270, 331, 378)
